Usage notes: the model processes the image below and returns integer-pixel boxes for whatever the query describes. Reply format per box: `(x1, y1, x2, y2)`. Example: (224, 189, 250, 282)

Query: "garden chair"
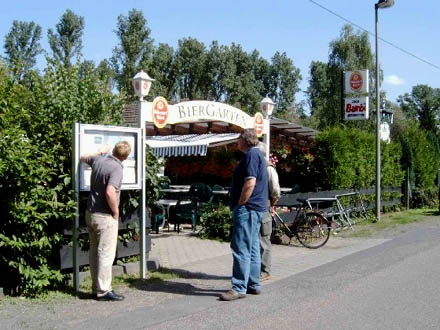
(189, 183, 213, 230)
(168, 200, 197, 233)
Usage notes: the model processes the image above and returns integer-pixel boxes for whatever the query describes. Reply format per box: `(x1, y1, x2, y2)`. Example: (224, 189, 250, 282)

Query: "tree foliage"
(307, 25, 375, 129)
(110, 9, 154, 97)
(3, 20, 42, 82)
(174, 37, 209, 100)
(48, 9, 85, 68)
(311, 127, 403, 190)
(0, 60, 125, 296)
(269, 51, 301, 115)
(397, 84, 440, 135)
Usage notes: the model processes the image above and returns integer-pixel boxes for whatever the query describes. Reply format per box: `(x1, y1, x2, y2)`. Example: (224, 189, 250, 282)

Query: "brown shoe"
(260, 272, 271, 281)
(220, 290, 246, 301)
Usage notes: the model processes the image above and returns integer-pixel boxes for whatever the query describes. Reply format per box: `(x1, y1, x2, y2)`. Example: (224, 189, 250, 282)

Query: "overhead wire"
(308, 0, 440, 70)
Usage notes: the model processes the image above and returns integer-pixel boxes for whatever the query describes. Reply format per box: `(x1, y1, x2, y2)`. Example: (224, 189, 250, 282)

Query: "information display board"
(78, 124, 142, 191)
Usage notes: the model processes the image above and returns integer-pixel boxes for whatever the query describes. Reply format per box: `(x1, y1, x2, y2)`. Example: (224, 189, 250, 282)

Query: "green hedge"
(0, 61, 125, 296)
(310, 127, 404, 190)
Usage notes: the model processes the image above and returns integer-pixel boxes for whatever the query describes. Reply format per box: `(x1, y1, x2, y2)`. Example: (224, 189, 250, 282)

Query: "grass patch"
(114, 268, 182, 289)
(0, 268, 182, 305)
(336, 208, 438, 238)
(79, 267, 182, 292)
(0, 288, 76, 305)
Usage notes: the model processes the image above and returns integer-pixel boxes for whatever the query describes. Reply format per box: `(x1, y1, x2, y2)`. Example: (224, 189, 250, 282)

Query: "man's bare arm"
(80, 144, 111, 163)
(106, 185, 119, 220)
(238, 178, 256, 206)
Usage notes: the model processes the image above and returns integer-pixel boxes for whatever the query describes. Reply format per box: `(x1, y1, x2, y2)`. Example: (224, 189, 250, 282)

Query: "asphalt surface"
(1, 218, 440, 330)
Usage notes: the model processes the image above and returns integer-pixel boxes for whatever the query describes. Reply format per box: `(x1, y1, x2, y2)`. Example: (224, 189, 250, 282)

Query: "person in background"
(220, 129, 268, 301)
(257, 142, 281, 282)
(80, 141, 131, 301)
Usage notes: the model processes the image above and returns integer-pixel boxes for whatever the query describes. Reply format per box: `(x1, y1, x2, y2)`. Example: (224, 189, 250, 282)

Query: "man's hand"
(80, 144, 111, 162)
(99, 144, 111, 155)
(106, 185, 119, 220)
(239, 178, 256, 205)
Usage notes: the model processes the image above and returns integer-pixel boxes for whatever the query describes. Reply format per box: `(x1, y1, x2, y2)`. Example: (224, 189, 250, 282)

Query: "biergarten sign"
(145, 98, 266, 137)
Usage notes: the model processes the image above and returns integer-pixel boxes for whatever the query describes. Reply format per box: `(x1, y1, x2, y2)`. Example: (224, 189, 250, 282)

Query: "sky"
(0, 0, 439, 106)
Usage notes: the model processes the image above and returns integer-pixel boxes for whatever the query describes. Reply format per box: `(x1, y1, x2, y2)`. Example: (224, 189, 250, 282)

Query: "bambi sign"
(344, 97, 369, 120)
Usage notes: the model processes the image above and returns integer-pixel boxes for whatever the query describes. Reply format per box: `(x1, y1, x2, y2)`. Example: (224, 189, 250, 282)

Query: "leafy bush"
(198, 204, 232, 241)
(310, 127, 404, 190)
(395, 121, 440, 206)
(411, 187, 438, 208)
(0, 61, 126, 296)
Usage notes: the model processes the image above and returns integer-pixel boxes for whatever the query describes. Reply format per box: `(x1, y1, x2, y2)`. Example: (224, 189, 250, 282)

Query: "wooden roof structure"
(123, 102, 318, 151)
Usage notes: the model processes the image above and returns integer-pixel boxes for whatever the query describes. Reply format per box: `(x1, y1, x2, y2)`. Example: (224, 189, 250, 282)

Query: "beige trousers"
(85, 211, 119, 296)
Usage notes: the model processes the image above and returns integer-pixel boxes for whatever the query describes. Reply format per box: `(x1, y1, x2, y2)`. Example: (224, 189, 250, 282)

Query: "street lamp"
(132, 70, 154, 279)
(260, 97, 276, 160)
(375, 0, 395, 221)
(132, 70, 155, 101)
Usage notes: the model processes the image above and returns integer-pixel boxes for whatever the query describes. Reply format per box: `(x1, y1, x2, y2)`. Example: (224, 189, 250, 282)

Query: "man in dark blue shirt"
(221, 129, 269, 301)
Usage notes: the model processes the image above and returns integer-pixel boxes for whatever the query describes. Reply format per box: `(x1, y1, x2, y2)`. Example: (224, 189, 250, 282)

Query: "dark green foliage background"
(309, 127, 404, 190)
(0, 61, 125, 296)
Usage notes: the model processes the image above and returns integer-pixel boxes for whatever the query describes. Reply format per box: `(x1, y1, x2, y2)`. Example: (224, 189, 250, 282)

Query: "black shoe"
(246, 287, 261, 295)
(96, 290, 125, 301)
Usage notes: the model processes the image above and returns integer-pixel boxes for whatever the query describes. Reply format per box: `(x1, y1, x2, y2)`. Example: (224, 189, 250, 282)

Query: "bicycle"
(272, 198, 331, 249)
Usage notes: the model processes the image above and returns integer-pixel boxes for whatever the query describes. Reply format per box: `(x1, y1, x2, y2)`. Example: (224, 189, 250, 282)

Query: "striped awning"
(145, 133, 240, 157)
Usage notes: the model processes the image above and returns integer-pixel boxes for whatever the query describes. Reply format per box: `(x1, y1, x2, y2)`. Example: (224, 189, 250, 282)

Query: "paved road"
(2, 222, 440, 329)
(144, 226, 440, 330)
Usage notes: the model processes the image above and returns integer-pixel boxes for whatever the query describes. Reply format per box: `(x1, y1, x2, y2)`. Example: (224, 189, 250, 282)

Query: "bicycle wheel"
(295, 211, 331, 249)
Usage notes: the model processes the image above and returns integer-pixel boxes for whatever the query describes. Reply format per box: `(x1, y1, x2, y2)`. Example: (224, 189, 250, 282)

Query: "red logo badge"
(350, 71, 363, 92)
(152, 97, 169, 128)
(254, 112, 265, 137)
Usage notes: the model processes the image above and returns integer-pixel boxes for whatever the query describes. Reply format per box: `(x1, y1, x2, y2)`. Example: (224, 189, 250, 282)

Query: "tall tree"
(110, 9, 154, 97)
(173, 37, 209, 100)
(206, 41, 228, 102)
(3, 20, 42, 81)
(218, 43, 265, 113)
(149, 43, 176, 100)
(397, 84, 440, 134)
(48, 9, 85, 68)
(306, 24, 375, 129)
(269, 51, 301, 115)
(96, 59, 116, 92)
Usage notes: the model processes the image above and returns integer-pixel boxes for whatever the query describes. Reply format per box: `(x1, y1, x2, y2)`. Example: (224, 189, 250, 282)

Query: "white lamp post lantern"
(131, 70, 154, 279)
(132, 70, 155, 101)
(260, 97, 276, 160)
(375, 0, 395, 221)
(261, 97, 275, 117)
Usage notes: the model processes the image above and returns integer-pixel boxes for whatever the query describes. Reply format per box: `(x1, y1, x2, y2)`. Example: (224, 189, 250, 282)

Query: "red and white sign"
(344, 97, 369, 120)
(344, 70, 369, 94)
(253, 112, 265, 137)
(152, 96, 169, 128)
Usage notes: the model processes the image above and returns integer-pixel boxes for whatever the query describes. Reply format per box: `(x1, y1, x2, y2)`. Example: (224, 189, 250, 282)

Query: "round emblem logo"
(254, 112, 265, 137)
(152, 96, 169, 128)
(350, 71, 363, 92)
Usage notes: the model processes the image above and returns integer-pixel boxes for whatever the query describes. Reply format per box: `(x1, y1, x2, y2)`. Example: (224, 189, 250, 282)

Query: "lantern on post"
(132, 70, 155, 101)
(131, 70, 154, 280)
(374, 0, 395, 221)
(261, 97, 275, 117)
(260, 97, 276, 160)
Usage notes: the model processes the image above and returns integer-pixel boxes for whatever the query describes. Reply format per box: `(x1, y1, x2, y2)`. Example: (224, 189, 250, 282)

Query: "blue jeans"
(231, 205, 264, 294)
